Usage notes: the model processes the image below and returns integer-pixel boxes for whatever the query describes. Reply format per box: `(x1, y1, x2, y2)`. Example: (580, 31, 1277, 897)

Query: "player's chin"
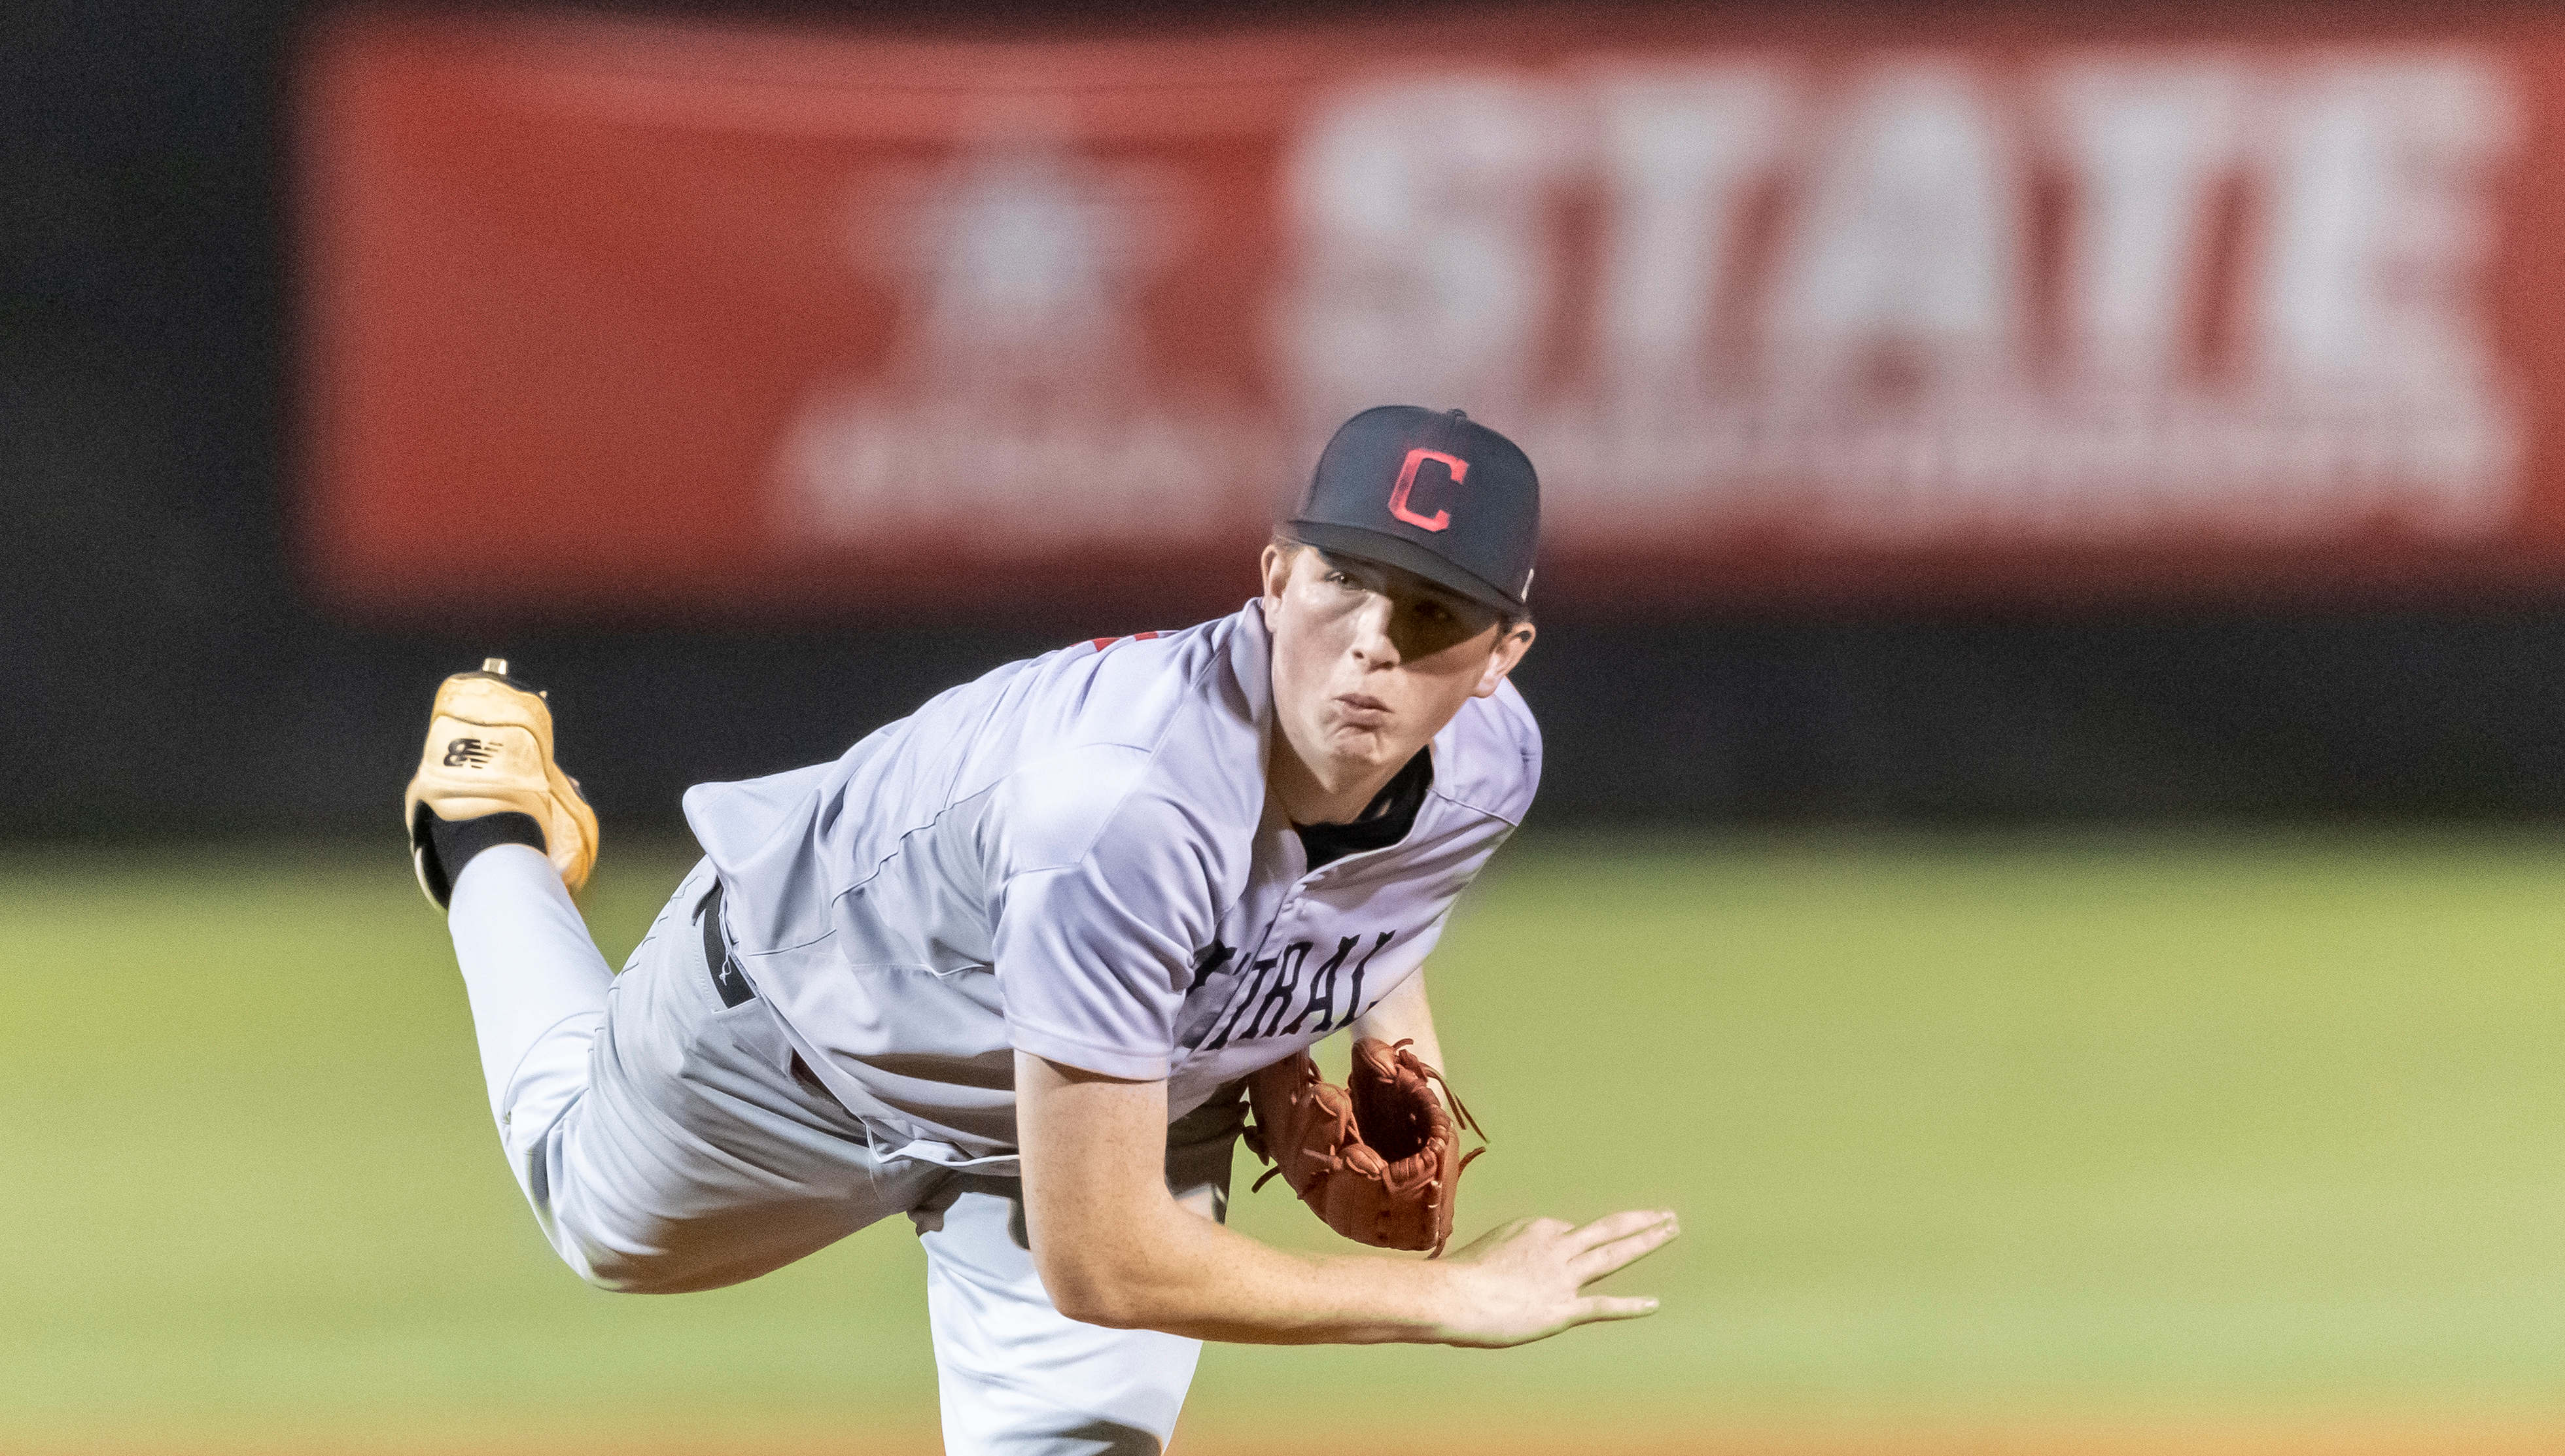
(1333, 733, 1416, 779)
(1318, 727, 1396, 767)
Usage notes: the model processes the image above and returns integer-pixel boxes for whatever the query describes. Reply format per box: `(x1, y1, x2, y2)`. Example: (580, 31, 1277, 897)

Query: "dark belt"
(695, 880, 757, 1008)
(697, 880, 833, 1097)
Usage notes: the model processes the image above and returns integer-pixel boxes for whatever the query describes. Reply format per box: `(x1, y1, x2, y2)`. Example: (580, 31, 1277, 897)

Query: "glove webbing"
(1395, 1039, 1488, 1257)
(1248, 1040, 1490, 1258)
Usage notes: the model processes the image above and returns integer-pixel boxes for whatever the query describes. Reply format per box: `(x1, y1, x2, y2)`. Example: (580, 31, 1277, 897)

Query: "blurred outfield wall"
(302, 10, 2555, 620)
(15, 0, 2565, 837)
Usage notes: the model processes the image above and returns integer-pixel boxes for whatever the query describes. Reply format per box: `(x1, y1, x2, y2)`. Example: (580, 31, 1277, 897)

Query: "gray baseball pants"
(445, 845, 1240, 1455)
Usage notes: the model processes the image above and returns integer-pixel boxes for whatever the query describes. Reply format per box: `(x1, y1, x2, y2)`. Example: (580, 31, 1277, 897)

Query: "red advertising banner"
(299, 11, 2565, 619)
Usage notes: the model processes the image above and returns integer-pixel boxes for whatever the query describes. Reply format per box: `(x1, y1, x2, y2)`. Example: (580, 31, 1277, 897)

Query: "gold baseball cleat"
(403, 657, 599, 908)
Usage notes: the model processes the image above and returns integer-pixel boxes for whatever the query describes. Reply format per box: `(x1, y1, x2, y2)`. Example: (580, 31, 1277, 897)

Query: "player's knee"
(574, 1255, 679, 1295)
(579, 1251, 722, 1295)
(562, 1224, 771, 1296)
(553, 1228, 701, 1295)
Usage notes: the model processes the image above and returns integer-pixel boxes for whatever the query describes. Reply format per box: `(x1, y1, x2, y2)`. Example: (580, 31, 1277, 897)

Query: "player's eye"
(1323, 570, 1354, 587)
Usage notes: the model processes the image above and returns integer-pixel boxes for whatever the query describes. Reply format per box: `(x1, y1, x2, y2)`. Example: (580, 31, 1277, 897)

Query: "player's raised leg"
(407, 662, 941, 1291)
(444, 846, 616, 1230)
(527, 862, 950, 1291)
(404, 659, 618, 1248)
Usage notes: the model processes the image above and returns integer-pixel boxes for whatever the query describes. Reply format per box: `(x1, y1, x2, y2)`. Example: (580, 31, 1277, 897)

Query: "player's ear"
(1259, 542, 1293, 621)
(1471, 622, 1535, 699)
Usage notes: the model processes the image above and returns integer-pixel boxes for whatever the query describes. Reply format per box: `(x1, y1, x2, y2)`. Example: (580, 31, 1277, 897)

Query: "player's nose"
(1346, 593, 1399, 666)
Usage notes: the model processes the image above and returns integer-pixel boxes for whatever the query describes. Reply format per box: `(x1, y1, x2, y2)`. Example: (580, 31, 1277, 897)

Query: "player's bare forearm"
(1017, 1052, 1471, 1344)
(1015, 1050, 1677, 1347)
(1348, 969, 1443, 1071)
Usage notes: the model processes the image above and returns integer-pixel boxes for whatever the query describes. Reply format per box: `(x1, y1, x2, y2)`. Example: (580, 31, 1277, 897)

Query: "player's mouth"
(1333, 693, 1392, 726)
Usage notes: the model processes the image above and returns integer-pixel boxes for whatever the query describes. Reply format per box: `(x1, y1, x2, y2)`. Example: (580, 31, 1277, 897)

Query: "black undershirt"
(1295, 749, 1431, 871)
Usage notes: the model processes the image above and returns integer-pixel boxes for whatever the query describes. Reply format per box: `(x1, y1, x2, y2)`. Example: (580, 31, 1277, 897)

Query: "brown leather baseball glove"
(1242, 1037, 1487, 1257)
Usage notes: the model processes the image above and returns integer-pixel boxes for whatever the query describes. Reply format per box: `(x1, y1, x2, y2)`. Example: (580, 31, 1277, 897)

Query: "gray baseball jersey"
(680, 598, 1541, 1166)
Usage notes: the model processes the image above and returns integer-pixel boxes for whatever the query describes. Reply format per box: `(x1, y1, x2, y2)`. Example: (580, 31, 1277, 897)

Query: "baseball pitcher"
(404, 406, 1679, 1453)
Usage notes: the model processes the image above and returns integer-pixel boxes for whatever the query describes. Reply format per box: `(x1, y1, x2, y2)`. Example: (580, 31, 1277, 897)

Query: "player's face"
(1259, 544, 1535, 809)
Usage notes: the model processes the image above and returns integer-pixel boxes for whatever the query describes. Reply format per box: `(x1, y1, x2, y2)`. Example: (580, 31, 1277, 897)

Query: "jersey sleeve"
(988, 784, 1219, 1081)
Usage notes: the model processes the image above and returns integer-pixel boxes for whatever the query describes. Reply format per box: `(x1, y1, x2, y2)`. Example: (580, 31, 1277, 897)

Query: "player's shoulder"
(1017, 610, 1248, 750)
(990, 608, 1266, 871)
(1430, 678, 1543, 826)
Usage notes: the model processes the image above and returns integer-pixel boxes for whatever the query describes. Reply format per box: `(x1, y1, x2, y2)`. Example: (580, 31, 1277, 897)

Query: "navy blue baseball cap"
(1285, 405, 1540, 618)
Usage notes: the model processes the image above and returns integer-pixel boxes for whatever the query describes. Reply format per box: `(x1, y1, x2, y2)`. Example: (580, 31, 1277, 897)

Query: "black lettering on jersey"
(1203, 928, 1402, 1049)
(1186, 940, 1234, 993)
(1333, 931, 1396, 1031)
(1279, 935, 1359, 1038)
(1244, 940, 1314, 1041)
(1204, 952, 1282, 1050)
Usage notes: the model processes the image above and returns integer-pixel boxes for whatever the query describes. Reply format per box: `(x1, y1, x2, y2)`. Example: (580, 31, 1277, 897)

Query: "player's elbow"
(1047, 1283, 1149, 1330)
(1033, 1245, 1160, 1330)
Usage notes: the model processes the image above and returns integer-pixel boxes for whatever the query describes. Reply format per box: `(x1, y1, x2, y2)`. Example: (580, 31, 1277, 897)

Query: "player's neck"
(1268, 737, 1403, 827)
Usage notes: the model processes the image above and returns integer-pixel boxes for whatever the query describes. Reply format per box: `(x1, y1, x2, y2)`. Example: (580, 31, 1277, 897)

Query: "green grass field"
(9, 831, 2565, 1449)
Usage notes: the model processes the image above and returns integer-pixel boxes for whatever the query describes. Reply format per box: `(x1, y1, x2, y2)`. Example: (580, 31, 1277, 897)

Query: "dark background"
(12, 0, 2565, 842)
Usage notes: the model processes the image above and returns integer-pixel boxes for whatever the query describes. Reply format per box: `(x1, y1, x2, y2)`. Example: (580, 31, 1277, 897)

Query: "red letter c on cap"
(1389, 449, 1466, 532)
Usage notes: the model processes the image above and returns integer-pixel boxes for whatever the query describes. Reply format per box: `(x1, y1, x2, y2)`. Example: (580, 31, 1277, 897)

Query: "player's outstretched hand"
(1431, 1208, 1679, 1348)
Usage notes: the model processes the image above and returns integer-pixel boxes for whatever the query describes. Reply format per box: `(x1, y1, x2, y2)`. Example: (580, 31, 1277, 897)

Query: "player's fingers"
(1569, 1294, 1663, 1326)
(1565, 1208, 1677, 1251)
(1567, 1213, 1681, 1283)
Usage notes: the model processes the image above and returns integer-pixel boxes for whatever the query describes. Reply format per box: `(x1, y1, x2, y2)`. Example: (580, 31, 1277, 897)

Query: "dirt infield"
(1185, 1425, 2565, 1456)
(37, 1422, 2565, 1456)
